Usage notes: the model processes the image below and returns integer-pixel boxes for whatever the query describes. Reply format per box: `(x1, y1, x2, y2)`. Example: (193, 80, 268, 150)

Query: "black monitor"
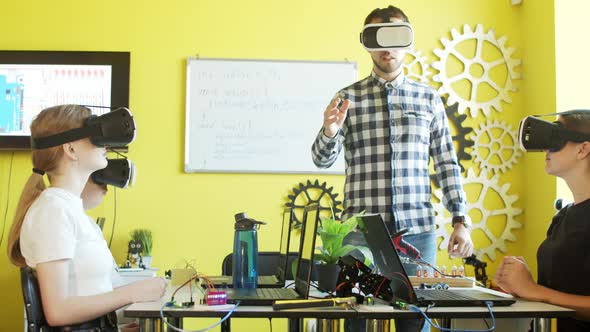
(0, 51, 130, 150)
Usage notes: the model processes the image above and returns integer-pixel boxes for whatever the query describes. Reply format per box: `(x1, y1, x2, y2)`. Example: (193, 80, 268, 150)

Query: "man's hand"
(447, 223, 473, 258)
(323, 97, 350, 138)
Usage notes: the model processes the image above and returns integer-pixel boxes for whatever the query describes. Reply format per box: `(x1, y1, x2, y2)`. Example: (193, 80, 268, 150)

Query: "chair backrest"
(20, 267, 46, 332)
(221, 251, 299, 280)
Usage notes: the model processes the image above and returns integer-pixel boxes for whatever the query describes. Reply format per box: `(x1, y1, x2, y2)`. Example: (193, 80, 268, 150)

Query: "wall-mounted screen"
(0, 51, 130, 150)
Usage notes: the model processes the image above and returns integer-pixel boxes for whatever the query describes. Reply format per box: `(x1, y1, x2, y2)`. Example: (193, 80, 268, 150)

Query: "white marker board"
(184, 58, 357, 173)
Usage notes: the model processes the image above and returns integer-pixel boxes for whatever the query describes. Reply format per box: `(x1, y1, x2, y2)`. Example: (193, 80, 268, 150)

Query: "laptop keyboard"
(232, 287, 296, 299)
(259, 288, 286, 298)
(415, 289, 476, 301)
(259, 275, 279, 284)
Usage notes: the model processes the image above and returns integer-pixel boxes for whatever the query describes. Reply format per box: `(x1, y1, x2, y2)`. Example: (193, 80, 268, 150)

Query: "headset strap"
(31, 125, 101, 149)
(561, 130, 590, 143)
(533, 109, 590, 117)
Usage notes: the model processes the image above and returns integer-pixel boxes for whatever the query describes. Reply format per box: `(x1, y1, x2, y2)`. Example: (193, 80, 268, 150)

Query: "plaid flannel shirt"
(312, 71, 466, 234)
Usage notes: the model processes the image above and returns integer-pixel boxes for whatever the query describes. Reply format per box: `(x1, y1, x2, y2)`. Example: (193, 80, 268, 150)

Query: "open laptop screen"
(276, 207, 293, 280)
(279, 208, 292, 256)
(358, 214, 417, 304)
(294, 203, 319, 297)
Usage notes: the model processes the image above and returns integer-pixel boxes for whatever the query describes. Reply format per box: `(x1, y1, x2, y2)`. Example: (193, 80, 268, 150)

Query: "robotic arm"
(463, 254, 488, 287)
(391, 229, 421, 260)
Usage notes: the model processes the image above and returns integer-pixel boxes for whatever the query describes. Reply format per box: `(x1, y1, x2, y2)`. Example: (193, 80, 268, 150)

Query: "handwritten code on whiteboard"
(184, 58, 356, 174)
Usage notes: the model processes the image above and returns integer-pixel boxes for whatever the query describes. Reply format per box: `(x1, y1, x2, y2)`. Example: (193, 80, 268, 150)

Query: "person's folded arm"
(495, 256, 590, 320)
(37, 259, 166, 326)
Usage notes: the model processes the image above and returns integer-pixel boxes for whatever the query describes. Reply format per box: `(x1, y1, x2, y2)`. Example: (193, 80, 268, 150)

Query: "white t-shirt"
(20, 187, 115, 296)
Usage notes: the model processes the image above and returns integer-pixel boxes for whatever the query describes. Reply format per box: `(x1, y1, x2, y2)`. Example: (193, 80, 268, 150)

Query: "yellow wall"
(555, 0, 590, 203)
(0, 0, 563, 330)
(517, 0, 557, 276)
(555, 0, 590, 112)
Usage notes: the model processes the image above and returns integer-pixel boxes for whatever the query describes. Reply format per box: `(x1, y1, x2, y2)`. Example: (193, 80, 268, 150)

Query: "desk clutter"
(120, 229, 155, 270)
(409, 264, 476, 288)
(272, 297, 356, 310)
(159, 208, 485, 311)
(115, 268, 158, 287)
(409, 276, 475, 288)
(150, 208, 509, 332)
(167, 268, 198, 286)
(334, 255, 401, 307)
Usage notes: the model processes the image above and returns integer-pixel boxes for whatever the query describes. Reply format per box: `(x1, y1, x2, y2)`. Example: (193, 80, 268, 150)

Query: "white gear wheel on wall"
(433, 168, 522, 261)
(471, 119, 522, 174)
(432, 24, 522, 118)
(403, 49, 432, 83)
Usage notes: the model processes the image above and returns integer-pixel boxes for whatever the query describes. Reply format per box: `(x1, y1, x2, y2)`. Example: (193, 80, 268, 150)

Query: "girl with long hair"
(8, 105, 166, 331)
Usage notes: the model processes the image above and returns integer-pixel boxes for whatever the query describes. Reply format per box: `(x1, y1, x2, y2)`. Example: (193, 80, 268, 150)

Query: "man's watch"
(452, 216, 468, 229)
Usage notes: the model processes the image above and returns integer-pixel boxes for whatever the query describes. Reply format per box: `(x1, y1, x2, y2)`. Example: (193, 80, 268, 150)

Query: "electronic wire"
(172, 274, 214, 297)
(380, 271, 414, 302)
(106, 152, 127, 249)
(400, 256, 485, 287)
(159, 301, 240, 332)
(108, 148, 128, 159)
(108, 187, 117, 248)
(0, 152, 14, 248)
(409, 301, 496, 332)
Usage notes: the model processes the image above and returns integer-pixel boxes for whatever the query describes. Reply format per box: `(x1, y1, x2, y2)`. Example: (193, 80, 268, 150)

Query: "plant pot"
(141, 256, 153, 269)
(315, 263, 341, 292)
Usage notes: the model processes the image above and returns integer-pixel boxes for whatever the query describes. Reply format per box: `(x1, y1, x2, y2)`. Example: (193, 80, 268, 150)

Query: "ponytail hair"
(7, 105, 91, 267)
(7, 174, 46, 266)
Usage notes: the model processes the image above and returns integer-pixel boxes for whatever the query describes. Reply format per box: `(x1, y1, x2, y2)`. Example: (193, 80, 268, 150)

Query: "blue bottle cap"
(234, 212, 266, 230)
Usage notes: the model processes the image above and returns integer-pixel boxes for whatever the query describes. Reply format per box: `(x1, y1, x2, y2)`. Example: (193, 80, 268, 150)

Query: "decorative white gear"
(471, 119, 522, 174)
(432, 24, 522, 118)
(403, 49, 432, 83)
(433, 168, 522, 261)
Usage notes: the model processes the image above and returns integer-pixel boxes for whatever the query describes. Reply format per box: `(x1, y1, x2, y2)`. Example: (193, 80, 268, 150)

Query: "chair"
(20, 267, 47, 332)
(221, 251, 299, 280)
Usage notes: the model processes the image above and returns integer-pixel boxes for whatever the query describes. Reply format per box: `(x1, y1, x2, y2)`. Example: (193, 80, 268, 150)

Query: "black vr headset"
(31, 107, 136, 149)
(518, 110, 590, 152)
(360, 22, 413, 51)
(91, 158, 136, 189)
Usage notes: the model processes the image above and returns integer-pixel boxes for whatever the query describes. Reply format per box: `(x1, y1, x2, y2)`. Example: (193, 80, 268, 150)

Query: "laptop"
(226, 203, 319, 305)
(357, 214, 515, 307)
(207, 207, 295, 288)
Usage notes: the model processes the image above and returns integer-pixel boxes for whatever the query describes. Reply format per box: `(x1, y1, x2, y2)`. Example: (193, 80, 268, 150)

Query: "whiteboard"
(184, 58, 357, 174)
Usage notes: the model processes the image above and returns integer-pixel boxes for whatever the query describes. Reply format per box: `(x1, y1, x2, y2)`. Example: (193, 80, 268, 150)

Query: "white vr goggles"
(360, 22, 414, 51)
(91, 158, 136, 189)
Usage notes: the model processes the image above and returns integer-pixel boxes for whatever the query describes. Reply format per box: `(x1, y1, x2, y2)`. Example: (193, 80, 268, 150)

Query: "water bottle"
(232, 212, 266, 288)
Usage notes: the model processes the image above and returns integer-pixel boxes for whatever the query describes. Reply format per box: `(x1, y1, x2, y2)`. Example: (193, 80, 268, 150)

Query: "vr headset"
(91, 158, 136, 189)
(31, 107, 136, 149)
(518, 110, 590, 152)
(360, 22, 413, 51)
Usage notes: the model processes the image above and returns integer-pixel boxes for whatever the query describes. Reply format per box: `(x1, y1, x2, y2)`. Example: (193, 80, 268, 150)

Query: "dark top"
(537, 199, 590, 331)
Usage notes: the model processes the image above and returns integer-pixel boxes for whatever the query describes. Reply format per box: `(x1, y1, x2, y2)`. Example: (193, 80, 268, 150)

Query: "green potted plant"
(314, 212, 373, 292)
(130, 229, 153, 269)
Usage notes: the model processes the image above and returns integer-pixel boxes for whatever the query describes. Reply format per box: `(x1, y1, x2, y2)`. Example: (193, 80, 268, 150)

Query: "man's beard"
(373, 58, 402, 74)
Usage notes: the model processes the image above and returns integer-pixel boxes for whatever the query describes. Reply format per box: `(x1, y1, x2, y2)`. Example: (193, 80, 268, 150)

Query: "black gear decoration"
(431, 100, 475, 187)
(285, 179, 342, 228)
(446, 101, 475, 172)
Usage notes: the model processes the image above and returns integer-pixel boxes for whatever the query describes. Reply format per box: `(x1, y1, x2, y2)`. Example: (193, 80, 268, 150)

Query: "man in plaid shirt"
(312, 7, 473, 330)
(312, 6, 472, 256)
